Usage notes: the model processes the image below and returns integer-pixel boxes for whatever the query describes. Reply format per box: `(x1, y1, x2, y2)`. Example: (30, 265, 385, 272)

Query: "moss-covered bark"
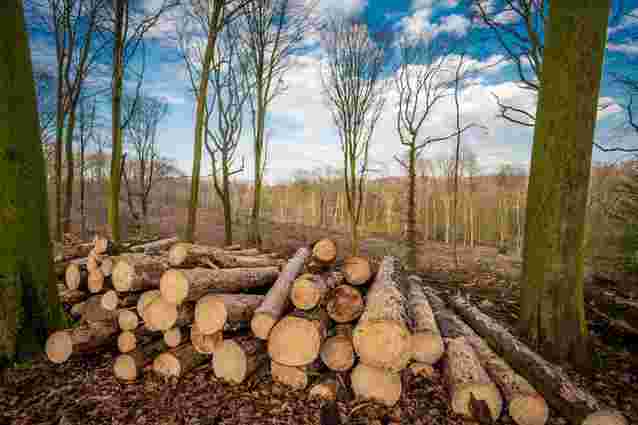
(520, 0, 611, 366)
(0, 0, 66, 363)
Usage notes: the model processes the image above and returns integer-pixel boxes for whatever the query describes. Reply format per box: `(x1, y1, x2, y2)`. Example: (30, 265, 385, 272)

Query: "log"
(168, 243, 277, 268)
(59, 288, 88, 304)
(290, 272, 343, 310)
(65, 262, 88, 290)
(406, 276, 444, 364)
(117, 326, 157, 353)
(55, 257, 88, 278)
(352, 256, 411, 372)
(312, 238, 337, 264)
(351, 363, 402, 407)
(45, 320, 119, 363)
(174, 303, 196, 328)
(80, 291, 120, 322)
(118, 310, 140, 331)
(144, 296, 178, 331)
(53, 242, 94, 262)
(93, 235, 112, 255)
(100, 257, 114, 277)
(229, 248, 260, 256)
(309, 376, 338, 401)
(164, 326, 188, 348)
(69, 301, 86, 320)
(268, 308, 330, 366)
(194, 293, 264, 335)
(326, 284, 364, 323)
(585, 286, 638, 336)
(113, 339, 168, 381)
(112, 254, 169, 292)
(320, 324, 355, 372)
(342, 256, 372, 285)
(449, 295, 628, 425)
(87, 253, 100, 274)
(153, 343, 210, 378)
(117, 292, 141, 309)
(213, 336, 269, 384)
(223, 244, 242, 251)
(87, 269, 111, 294)
(159, 267, 279, 305)
(136, 289, 161, 328)
(270, 359, 324, 390)
(251, 247, 312, 339)
(128, 237, 179, 254)
(190, 323, 223, 354)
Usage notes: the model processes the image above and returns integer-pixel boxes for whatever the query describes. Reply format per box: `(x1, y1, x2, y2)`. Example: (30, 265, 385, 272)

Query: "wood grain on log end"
(351, 363, 402, 407)
(45, 331, 73, 364)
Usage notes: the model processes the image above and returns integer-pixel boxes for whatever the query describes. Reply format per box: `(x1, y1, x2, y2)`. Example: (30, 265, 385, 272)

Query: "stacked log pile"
(47, 235, 627, 425)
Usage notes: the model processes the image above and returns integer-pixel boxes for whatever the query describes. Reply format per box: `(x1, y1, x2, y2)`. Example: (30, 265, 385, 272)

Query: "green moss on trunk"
(520, 0, 611, 367)
(0, 0, 66, 362)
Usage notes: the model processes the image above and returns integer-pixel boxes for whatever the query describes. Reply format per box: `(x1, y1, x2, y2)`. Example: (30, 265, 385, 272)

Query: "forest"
(1, 0, 638, 425)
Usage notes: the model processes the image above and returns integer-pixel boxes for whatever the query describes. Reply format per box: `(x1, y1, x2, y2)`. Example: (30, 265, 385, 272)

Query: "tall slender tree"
(0, 0, 66, 363)
(520, 0, 611, 366)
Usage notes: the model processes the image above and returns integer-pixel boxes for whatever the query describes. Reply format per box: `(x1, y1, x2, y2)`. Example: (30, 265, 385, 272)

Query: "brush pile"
(47, 236, 627, 425)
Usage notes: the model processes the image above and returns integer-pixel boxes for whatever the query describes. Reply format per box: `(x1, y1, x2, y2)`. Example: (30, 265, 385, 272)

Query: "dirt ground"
(1, 209, 637, 425)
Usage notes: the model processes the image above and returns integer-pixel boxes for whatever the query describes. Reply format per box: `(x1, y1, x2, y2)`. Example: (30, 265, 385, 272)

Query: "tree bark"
(113, 339, 168, 381)
(153, 343, 210, 377)
(0, 0, 66, 361)
(112, 255, 169, 292)
(63, 109, 77, 234)
(519, 0, 611, 366)
(406, 276, 444, 364)
(159, 266, 278, 305)
(449, 295, 627, 425)
(325, 284, 364, 323)
(268, 308, 329, 367)
(213, 336, 268, 384)
(251, 247, 311, 339)
(352, 256, 411, 372)
(190, 324, 223, 354)
(351, 363, 402, 407)
(45, 320, 119, 363)
(128, 237, 179, 253)
(194, 293, 264, 335)
(168, 243, 280, 269)
(80, 292, 121, 323)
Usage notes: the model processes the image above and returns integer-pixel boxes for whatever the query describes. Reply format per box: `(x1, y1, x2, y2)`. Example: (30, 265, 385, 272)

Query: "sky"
(28, 0, 638, 183)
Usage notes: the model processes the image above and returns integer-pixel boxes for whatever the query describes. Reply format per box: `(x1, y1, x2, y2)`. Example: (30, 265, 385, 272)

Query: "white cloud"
(412, 0, 458, 10)
(607, 42, 638, 55)
(609, 8, 638, 34)
(493, 9, 520, 24)
(436, 14, 471, 37)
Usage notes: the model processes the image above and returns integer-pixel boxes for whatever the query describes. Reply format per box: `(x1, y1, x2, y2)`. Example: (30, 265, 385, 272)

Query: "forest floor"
(1, 209, 637, 425)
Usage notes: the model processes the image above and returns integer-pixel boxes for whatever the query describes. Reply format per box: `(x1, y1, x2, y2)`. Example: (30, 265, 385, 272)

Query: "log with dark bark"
(46, 320, 119, 363)
(113, 339, 168, 381)
(213, 336, 268, 384)
(320, 324, 355, 372)
(87, 269, 112, 294)
(128, 237, 178, 254)
(168, 243, 279, 268)
(352, 256, 411, 372)
(80, 291, 121, 322)
(342, 256, 372, 285)
(66, 262, 88, 290)
(290, 272, 343, 310)
(112, 255, 169, 292)
(449, 295, 628, 425)
(350, 363, 402, 407)
(312, 239, 337, 264)
(153, 343, 210, 377)
(251, 247, 312, 339)
(54, 242, 94, 262)
(406, 276, 444, 364)
(268, 308, 330, 367)
(194, 293, 264, 335)
(270, 359, 324, 390)
(325, 284, 364, 323)
(159, 267, 279, 305)
(59, 287, 89, 304)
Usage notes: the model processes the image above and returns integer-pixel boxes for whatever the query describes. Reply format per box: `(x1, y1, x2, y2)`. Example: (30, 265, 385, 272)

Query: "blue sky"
(28, 0, 638, 182)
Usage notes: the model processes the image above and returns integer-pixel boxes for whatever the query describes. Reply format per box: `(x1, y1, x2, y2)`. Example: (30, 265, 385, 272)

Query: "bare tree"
(121, 94, 170, 232)
(104, 0, 177, 244)
(76, 97, 97, 240)
(179, 0, 253, 243)
(238, 0, 316, 247)
(204, 23, 247, 246)
(32, 65, 57, 153)
(321, 16, 387, 255)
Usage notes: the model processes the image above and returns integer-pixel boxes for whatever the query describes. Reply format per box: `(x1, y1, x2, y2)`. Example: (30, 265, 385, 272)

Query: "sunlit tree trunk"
(0, 0, 66, 362)
(520, 0, 610, 367)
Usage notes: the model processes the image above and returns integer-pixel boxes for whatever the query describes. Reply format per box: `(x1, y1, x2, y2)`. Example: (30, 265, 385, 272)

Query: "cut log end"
(118, 310, 139, 331)
(101, 257, 114, 277)
(65, 264, 82, 290)
(163, 327, 183, 348)
(352, 321, 411, 372)
(268, 316, 324, 366)
(451, 383, 503, 422)
(112, 261, 133, 292)
(214, 340, 247, 384)
(159, 269, 188, 305)
(351, 363, 402, 407)
(117, 331, 137, 353)
(194, 295, 226, 335)
(168, 243, 189, 267)
(313, 239, 337, 264)
(509, 395, 550, 425)
(153, 352, 182, 377)
(113, 354, 139, 381)
(45, 331, 73, 364)
(326, 285, 364, 323)
(144, 297, 178, 331)
(270, 361, 309, 390)
(290, 274, 321, 310)
(320, 335, 355, 372)
(88, 269, 105, 293)
(410, 333, 445, 365)
(101, 290, 119, 311)
(251, 313, 277, 340)
(309, 377, 337, 401)
(191, 326, 222, 354)
(582, 411, 628, 425)
(343, 257, 372, 285)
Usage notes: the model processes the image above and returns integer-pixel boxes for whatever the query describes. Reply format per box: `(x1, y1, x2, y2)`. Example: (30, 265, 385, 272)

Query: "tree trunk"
(63, 109, 77, 234)
(159, 266, 278, 305)
(194, 293, 264, 335)
(80, 135, 87, 241)
(0, 0, 66, 361)
(45, 320, 119, 363)
(268, 308, 329, 367)
(213, 336, 268, 384)
(320, 324, 355, 372)
(112, 255, 169, 292)
(520, 0, 611, 366)
(249, 97, 266, 248)
(153, 343, 210, 378)
(350, 363, 402, 407)
(290, 272, 342, 310)
(450, 295, 627, 425)
(251, 247, 311, 339)
(406, 276, 444, 364)
(407, 142, 417, 271)
(352, 256, 411, 372)
(325, 284, 364, 323)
